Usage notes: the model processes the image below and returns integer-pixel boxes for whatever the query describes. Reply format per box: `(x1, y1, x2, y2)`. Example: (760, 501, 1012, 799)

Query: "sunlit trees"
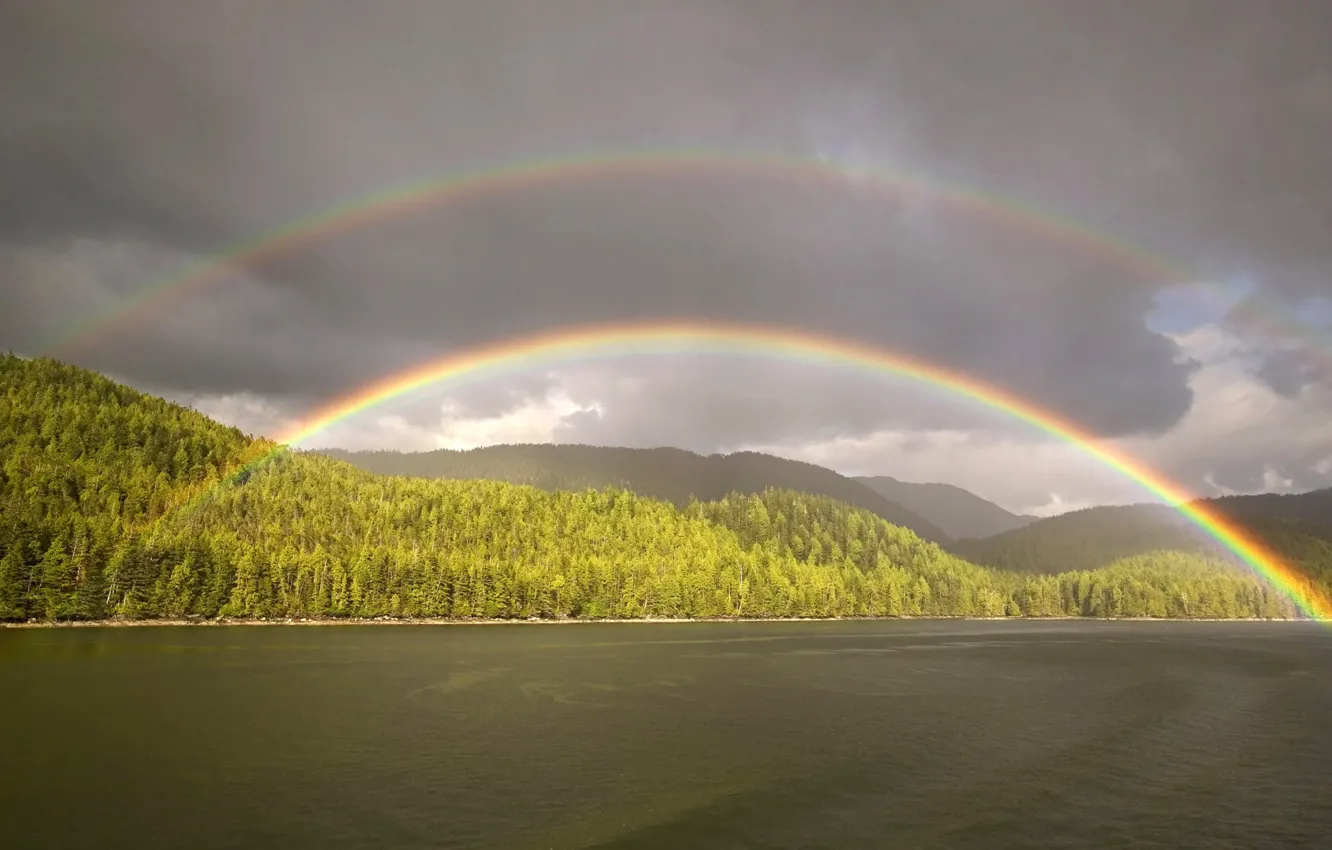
(2, 353, 1328, 623)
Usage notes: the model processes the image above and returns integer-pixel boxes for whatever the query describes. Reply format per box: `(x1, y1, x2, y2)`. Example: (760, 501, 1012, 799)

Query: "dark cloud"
(1223, 293, 1332, 398)
(1255, 352, 1320, 400)
(3, 0, 1331, 491)
(543, 357, 1034, 453)
(0, 5, 271, 248)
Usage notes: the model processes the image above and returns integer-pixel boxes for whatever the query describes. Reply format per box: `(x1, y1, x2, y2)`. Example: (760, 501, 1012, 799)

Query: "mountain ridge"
(318, 444, 955, 544)
(853, 475, 1039, 540)
(954, 497, 1332, 577)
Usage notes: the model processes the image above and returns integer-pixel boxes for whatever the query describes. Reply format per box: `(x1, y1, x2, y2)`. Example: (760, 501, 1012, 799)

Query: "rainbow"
(43, 147, 1212, 357)
(161, 319, 1331, 620)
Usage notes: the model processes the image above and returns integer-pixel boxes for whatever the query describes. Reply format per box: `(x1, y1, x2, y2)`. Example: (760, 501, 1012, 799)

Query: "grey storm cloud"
(544, 356, 1042, 454)
(1255, 351, 1321, 401)
(3, 0, 1332, 471)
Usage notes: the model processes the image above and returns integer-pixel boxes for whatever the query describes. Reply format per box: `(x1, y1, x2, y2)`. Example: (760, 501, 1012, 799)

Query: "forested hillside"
(951, 504, 1208, 573)
(1207, 489, 1332, 525)
(320, 445, 952, 544)
(854, 475, 1038, 540)
(1, 354, 1327, 622)
(954, 500, 1332, 604)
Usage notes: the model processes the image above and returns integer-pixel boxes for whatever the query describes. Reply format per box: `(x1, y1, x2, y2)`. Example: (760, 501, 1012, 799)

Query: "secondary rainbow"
(44, 147, 1217, 357)
(162, 319, 1331, 621)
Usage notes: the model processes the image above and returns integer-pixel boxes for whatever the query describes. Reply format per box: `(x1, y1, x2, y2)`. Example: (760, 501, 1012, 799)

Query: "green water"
(2, 620, 1329, 849)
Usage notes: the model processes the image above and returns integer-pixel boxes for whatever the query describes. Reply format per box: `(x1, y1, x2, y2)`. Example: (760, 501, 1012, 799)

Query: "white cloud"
(1120, 325, 1332, 487)
(1261, 465, 1295, 492)
(278, 388, 603, 453)
(434, 391, 602, 450)
(1022, 494, 1106, 518)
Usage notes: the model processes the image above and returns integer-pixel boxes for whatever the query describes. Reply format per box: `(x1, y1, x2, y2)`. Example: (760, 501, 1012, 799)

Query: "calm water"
(2, 620, 1329, 849)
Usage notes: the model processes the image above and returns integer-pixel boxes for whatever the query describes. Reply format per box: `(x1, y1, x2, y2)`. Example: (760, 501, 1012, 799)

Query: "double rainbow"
(36, 148, 1325, 618)
(40, 147, 1307, 357)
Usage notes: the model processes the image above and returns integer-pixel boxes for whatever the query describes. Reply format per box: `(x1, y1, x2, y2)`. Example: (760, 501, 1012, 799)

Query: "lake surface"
(2, 620, 1329, 849)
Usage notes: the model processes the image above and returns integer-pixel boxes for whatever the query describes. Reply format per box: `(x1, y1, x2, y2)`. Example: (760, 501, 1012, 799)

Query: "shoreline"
(4, 614, 1324, 629)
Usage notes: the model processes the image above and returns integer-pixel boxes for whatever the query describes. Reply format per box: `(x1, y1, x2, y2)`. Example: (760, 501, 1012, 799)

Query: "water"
(2, 620, 1329, 849)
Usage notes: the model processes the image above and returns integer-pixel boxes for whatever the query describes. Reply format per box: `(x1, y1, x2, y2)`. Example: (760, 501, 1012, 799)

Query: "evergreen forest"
(2, 354, 1329, 623)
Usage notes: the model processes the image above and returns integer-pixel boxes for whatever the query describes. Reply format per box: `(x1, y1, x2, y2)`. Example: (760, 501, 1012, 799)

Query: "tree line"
(1, 354, 1325, 622)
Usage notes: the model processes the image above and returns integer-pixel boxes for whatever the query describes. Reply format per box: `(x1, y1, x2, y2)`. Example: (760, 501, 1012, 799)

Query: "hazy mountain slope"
(1207, 489, 1332, 525)
(954, 496, 1332, 578)
(949, 504, 1203, 574)
(854, 475, 1038, 540)
(320, 444, 953, 544)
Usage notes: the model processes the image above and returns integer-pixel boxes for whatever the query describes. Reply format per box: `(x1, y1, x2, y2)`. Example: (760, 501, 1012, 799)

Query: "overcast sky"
(3, 0, 1331, 515)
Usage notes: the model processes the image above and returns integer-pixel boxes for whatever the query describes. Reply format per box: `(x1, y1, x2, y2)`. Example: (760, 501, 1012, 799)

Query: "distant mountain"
(1206, 489, 1332, 525)
(950, 504, 1205, 574)
(854, 475, 1039, 540)
(953, 493, 1332, 577)
(319, 444, 953, 544)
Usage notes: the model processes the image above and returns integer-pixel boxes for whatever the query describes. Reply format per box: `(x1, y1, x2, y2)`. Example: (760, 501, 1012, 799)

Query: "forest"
(2, 353, 1329, 623)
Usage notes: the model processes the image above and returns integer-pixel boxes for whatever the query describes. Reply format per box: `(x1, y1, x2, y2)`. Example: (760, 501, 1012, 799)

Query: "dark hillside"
(855, 475, 1038, 540)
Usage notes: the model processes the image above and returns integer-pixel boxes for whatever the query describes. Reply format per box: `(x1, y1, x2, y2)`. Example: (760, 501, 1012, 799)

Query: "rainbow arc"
(140, 319, 1332, 621)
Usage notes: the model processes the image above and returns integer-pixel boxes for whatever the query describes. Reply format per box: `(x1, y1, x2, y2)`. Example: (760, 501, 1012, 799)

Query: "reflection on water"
(404, 667, 512, 699)
(2, 620, 1329, 849)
